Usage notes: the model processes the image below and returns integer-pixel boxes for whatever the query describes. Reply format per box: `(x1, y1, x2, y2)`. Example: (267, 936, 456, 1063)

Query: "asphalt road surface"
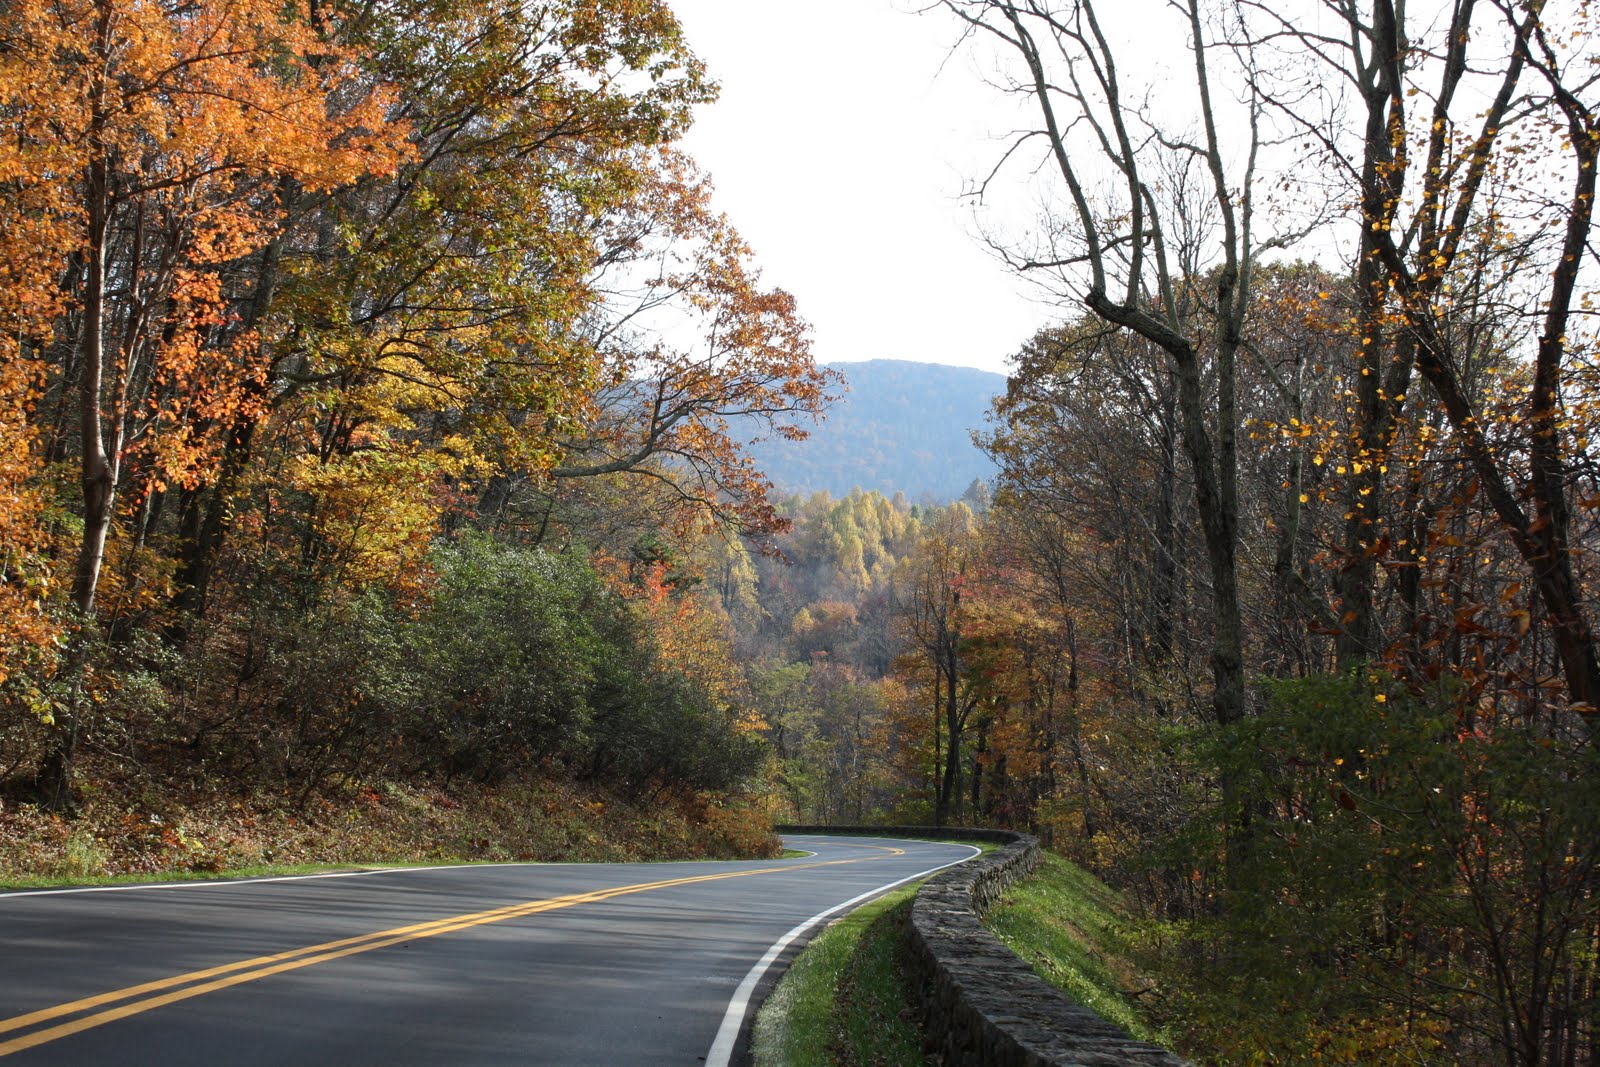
(0, 834, 976, 1065)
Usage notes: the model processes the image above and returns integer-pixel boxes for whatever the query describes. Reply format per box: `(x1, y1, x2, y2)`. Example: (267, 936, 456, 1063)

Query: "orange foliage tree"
(0, 0, 829, 867)
(543, 151, 841, 540)
(1, 0, 403, 801)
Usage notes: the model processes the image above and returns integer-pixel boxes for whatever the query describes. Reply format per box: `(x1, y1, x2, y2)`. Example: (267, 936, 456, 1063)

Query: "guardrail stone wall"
(775, 824, 1191, 1067)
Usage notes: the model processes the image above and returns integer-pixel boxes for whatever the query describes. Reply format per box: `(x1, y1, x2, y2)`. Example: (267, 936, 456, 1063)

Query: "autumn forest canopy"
(3, 0, 1600, 1063)
(0, 0, 835, 811)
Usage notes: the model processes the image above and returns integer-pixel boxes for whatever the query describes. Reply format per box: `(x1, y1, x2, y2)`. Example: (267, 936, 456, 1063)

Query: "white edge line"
(703, 841, 982, 1067)
(0, 844, 877, 900)
(0, 857, 761, 900)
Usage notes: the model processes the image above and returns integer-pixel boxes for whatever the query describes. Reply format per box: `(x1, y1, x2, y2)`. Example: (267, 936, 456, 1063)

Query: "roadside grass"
(0, 830, 967, 893)
(982, 851, 1168, 1045)
(0, 862, 393, 891)
(0, 773, 781, 889)
(949, 838, 998, 854)
(752, 837, 1002, 1065)
(753, 882, 929, 1067)
(754, 839, 1170, 1066)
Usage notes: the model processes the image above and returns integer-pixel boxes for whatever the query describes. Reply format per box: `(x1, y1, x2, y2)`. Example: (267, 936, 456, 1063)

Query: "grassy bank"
(752, 881, 929, 1067)
(0, 769, 778, 888)
(753, 839, 1011, 1066)
(983, 851, 1169, 1045)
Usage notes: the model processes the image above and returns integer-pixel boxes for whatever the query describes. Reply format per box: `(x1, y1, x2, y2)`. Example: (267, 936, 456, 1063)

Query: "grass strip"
(753, 882, 929, 1067)
(982, 851, 1168, 1045)
(0, 862, 405, 892)
(0, 846, 809, 892)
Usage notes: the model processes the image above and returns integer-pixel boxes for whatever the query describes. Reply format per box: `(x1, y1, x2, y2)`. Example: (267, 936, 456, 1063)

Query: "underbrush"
(0, 764, 779, 886)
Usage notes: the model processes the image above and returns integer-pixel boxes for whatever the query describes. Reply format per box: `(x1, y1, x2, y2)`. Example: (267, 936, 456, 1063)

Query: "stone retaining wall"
(774, 824, 1190, 1067)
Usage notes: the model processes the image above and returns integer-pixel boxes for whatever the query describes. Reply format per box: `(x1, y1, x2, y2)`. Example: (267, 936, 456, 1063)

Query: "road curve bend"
(0, 834, 975, 1065)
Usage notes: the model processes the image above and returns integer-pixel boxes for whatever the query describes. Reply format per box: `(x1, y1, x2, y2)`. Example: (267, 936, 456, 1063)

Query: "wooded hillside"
(0, 0, 828, 861)
(4, 0, 1600, 1063)
(743, 359, 1002, 501)
(765, 1, 1600, 1062)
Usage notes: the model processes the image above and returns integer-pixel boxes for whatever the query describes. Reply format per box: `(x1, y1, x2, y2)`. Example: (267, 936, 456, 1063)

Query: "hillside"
(747, 359, 1005, 501)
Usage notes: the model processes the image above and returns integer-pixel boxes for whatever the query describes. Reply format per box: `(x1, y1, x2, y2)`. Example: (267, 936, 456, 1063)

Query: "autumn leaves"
(0, 0, 828, 802)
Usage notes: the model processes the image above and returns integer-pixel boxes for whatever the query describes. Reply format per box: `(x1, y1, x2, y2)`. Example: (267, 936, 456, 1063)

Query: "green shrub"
(402, 536, 606, 780)
(1159, 672, 1600, 1066)
(403, 535, 765, 795)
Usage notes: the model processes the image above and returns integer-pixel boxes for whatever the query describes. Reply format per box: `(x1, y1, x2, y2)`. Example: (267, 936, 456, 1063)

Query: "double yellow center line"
(0, 849, 901, 1057)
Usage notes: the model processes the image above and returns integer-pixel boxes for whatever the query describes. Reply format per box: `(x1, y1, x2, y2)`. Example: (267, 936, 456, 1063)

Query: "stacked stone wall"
(774, 825, 1190, 1067)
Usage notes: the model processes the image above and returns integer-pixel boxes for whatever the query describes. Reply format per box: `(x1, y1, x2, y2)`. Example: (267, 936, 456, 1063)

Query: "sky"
(666, 0, 1049, 377)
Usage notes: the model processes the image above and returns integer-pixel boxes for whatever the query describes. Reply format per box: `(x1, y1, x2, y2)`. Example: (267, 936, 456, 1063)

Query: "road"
(0, 834, 975, 1065)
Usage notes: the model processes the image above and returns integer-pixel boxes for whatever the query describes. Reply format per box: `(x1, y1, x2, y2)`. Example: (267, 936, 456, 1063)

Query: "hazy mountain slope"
(745, 359, 1005, 502)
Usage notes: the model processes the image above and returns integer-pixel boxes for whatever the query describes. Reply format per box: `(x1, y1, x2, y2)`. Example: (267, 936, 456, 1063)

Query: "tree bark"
(44, 6, 116, 810)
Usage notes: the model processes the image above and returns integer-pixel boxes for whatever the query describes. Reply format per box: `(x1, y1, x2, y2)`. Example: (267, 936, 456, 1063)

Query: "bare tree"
(940, 0, 1278, 739)
(1236, 0, 1600, 715)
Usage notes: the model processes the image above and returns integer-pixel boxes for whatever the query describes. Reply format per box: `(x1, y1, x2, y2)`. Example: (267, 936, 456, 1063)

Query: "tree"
(948, 0, 1600, 1057)
(168, 0, 718, 623)
(2, 0, 402, 803)
(1376, 1, 1600, 715)
(1225, 0, 1600, 714)
(893, 503, 981, 824)
(943, 0, 1270, 742)
(0, 88, 69, 691)
(984, 321, 1194, 691)
(543, 151, 841, 540)
(0, 324, 59, 698)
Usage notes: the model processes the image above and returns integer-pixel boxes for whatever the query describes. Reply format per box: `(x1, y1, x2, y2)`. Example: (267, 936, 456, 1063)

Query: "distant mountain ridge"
(746, 359, 1005, 502)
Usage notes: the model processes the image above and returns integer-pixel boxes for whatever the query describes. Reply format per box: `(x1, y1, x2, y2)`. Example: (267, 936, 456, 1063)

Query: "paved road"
(0, 835, 974, 1065)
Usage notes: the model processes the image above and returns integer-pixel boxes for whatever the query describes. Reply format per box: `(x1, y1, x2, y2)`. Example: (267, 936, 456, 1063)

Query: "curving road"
(0, 835, 974, 1065)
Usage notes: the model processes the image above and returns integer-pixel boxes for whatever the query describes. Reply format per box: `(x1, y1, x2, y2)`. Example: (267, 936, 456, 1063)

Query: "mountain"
(746, 359, 1006, 502)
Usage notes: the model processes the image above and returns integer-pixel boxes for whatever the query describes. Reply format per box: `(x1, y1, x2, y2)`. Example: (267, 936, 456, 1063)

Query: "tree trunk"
(939, 639, 962, 824)
(170, 416, 259, 632)
(1149, 370, 1179, 663)
(44, 45, 115, 810)
(170, 232, 284, 635)
(1337, 0, 1407, 669)
(931, 655, 946, 826)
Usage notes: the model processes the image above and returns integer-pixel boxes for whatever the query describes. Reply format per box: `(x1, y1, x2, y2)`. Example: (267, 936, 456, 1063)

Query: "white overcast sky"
(667, 0, 1050, 376)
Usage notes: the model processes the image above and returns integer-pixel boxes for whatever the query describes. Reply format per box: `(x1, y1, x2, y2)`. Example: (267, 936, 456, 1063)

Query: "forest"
(2, 0, 1599, 1064)
(0, 0, 832, 864)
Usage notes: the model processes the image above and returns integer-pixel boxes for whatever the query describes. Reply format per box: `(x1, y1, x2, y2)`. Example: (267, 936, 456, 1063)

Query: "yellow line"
(0, 856, 868, 1057)
(813, 841, 907, 856)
